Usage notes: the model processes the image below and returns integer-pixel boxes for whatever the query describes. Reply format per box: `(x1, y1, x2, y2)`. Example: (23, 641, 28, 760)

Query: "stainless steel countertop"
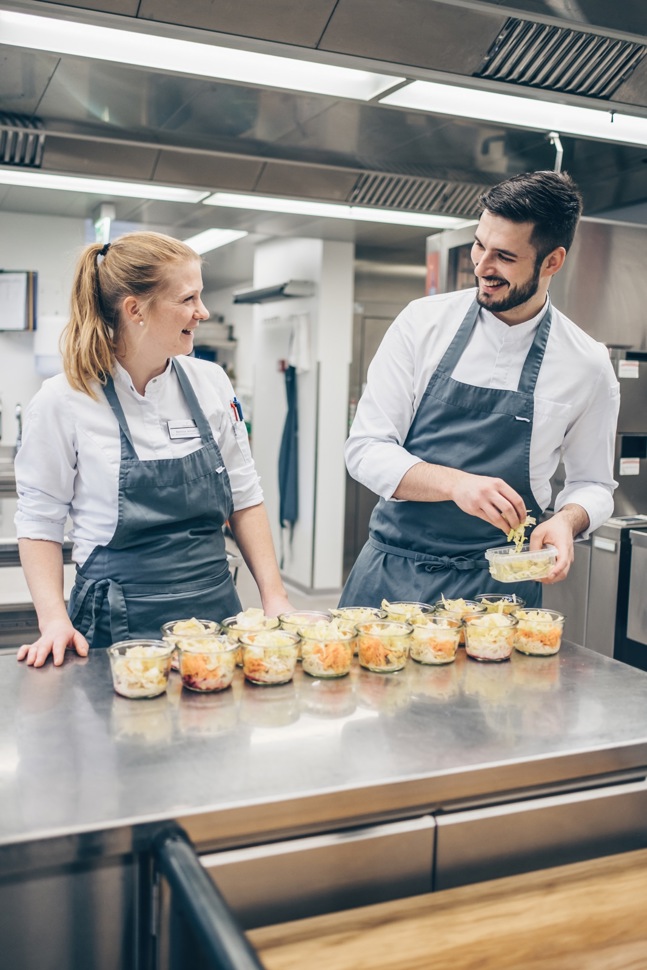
(2, 644, 647, 857)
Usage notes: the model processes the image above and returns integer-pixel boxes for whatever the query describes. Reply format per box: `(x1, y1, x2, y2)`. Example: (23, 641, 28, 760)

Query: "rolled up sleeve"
(14, 386, 75, 544)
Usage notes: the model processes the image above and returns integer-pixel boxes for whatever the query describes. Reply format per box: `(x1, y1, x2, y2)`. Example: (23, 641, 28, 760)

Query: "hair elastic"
(98, 243, 111, 257)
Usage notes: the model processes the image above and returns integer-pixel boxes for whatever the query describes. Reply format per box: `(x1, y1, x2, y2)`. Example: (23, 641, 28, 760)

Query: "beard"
(475, 259, 541, 313)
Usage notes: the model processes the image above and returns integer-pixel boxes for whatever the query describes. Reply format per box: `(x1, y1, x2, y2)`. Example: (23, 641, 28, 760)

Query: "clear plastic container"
(108, 640, 174, 699)
(409, 614, 462, 665)
(298, 623, 355, 679)
(239, 630, 300, 685)
(485, 544, 557, 582)
(356, 620, 412, 673)
(463, 613, 517, 662)
(380, 600, 435, 623)
(177, 635, 239, 692)
(513, 608, 565, 656)
(476, 593, 526, 614)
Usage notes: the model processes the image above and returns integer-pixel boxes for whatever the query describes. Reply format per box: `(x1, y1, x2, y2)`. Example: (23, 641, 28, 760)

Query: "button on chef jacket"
(15, 356, 263, 565)
(345, 288, 619, 537)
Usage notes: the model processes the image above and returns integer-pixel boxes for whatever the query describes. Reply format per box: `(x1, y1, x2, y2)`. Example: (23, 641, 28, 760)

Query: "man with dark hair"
(340, 170, 619, 609)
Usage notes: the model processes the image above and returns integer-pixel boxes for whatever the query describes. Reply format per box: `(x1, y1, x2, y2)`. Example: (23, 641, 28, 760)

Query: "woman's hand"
(17, 620, 89, 668)
(261, 593, 295, 618)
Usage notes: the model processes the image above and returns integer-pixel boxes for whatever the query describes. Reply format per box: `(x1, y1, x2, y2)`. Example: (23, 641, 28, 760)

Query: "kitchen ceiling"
(0, 0, 646, 290)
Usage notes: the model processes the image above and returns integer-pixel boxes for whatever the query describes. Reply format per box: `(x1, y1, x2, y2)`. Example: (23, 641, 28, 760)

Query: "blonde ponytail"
(62, 232, 200, 398)
(62, 243, 116, 398)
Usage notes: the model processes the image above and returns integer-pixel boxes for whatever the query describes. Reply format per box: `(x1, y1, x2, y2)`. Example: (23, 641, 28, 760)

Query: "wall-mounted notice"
(0, 270, 37, 331)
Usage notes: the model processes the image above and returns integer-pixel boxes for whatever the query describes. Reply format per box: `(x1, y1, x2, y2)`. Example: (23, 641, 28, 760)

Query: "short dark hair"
(479, 171, 583, 259)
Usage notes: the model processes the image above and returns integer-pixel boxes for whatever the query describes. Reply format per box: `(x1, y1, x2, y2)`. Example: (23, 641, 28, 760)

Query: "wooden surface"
(249, 848, 647, 970)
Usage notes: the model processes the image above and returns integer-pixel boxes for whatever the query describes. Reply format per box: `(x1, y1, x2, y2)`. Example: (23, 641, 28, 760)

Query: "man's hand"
(449, 471, 528, 534)
(394, 463, 527, 533)
(530, 504, 589, 584)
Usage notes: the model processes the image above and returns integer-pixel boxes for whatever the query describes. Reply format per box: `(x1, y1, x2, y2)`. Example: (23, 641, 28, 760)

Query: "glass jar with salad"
(513, 608, 565, 656)
(279, 611, 332, 660)
(409, 614, 462, 665)
(331, 607, 386, 654)
(161, 617, 221, 670)
(239, 630, 300, 685)
(380, 600, 435, 623)
(356, 620, 412, 673)
(219, 610, 281, 666)
(433, 598, 486, 644)
(108, 640, 174, 699)
(331, 606, 387, 624)
(475, 593, 526, 614)
(176, 635, 239, 692)
(298, 620, 355, 678)
(463, 613, 517, 662)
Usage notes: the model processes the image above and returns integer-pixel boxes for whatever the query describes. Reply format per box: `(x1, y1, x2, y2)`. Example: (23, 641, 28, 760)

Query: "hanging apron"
(340, 300, 552, 609)
(278, 364, 299, 567)
(68, 359, 242, 648)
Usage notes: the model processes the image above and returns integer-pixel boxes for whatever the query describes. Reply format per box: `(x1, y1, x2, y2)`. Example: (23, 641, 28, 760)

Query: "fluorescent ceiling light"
(380, 81, 647, 148)
(183, 228, 248, 254)
(0, 168, 208, 202)
(203, 192, 468, 229)
(0, 11, 403, 101)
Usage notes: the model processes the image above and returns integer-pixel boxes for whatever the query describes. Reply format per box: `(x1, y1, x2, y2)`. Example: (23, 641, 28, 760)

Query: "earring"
(139, 319, 145, 327)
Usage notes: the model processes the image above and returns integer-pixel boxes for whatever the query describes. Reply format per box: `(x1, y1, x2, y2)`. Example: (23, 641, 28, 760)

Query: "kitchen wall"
(0, 212, 85, 447)
(0, 214, 257, 450)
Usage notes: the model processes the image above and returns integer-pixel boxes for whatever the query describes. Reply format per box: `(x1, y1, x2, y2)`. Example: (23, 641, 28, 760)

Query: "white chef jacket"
(346, 288, 619, 538)
(15, 355, 263, 566)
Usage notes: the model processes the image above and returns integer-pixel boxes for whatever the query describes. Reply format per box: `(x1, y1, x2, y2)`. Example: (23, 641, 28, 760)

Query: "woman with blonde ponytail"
(15, 231, 292, 666)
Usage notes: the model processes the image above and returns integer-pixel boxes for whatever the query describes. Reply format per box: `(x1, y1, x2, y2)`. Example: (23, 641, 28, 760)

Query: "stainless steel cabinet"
(628, 530, 647, 647)
(200, 816, 435, 929)
(435, 779, 647, 890)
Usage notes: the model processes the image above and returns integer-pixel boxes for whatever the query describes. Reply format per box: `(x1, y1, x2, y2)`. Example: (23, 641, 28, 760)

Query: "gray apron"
(339, 300, 552, 609)
(68, 359, 242, 647)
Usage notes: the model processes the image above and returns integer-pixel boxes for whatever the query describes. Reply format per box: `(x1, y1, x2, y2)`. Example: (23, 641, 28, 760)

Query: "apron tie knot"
(415, 556, 486, 573)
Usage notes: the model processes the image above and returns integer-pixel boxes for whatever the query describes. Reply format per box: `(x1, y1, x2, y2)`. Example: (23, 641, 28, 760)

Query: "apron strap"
(172, 358, 216, 443)
(369, 536, 488, 571)
(517, 301, 553, 395)
(434, 299, 480, 377)
(102, 374, 138, 459)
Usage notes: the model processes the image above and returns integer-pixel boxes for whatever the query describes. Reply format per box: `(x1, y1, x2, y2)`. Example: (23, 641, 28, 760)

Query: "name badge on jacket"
(167, 419, 201, 440)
